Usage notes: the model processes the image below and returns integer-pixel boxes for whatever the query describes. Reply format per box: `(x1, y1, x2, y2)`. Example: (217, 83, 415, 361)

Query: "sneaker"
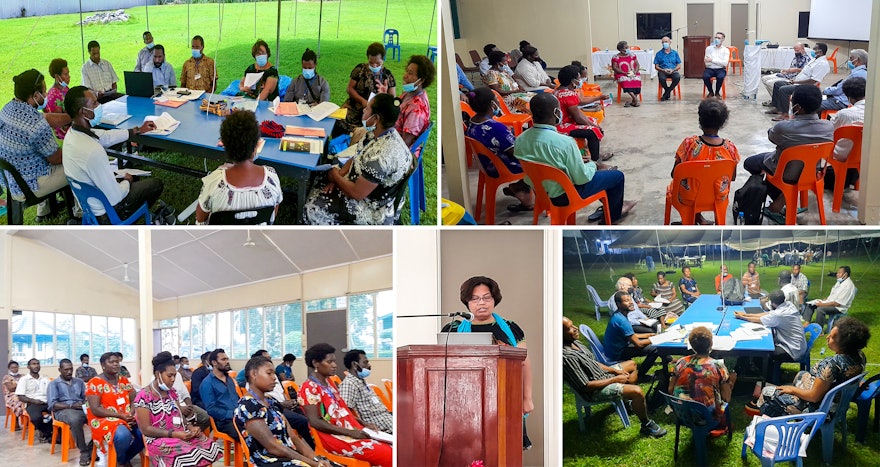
(640, 419, 668, 438)
(79, 450, 92, 466)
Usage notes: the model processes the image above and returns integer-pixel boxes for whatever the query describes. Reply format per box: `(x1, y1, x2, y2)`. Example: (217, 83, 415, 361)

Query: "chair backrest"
(490, 89, 516, 115)
(669, 159, 737, 208)
(829, 47, 839, 60)
(281, 380, 299, 400)
(310, 426, 370, 467)
(459, 101, 475, 118)
(455, 53, 466, 68)
(329, 375, 342, 387)
(66, 177, 147, 225)
(409, 121, 433, 158)
(208, 206, 275, 225)
(0, 158, 41, 204)
(803, 323, 823, 355)
(519, 159, 587, 220)
(579, 323, 614, 365)
(832, 125, 863, 168)
(728, 46, 740, 59)
(464, 136, 521, 182)
(749, 412, 827, 462)
(383, 29, 399, 45)
(592, 47, 601, 52)
(382, 378, 393, 403)
(469, 49, 482, 66)
(232, 418, 256, 467)
(369, 383, 393, 412)
(661, 391, 714, 429)
(585, 285, 603, 312)
(630, 46, 641, 50)
(816, 372, 866, 422)
(771, 142, 835, 189)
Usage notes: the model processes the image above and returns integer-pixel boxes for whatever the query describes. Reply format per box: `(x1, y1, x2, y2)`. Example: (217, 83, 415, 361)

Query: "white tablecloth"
(591, 50, 658, 79)
(759, 48, 796, 70)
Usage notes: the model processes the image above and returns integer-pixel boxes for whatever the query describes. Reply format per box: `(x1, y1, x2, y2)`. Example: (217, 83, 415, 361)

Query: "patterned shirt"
(44, 85, 69, 139)
(338, 375, 393, 434)
(81, 59, 118, 93)
(0, 99, 58, 197)
(395, 91, 431, 142)
(562, 341, 615, 401)
(234, 396, 309, 466)
(465, 118, 519, 178)
(791, 351, 865, 413)
(778, 53, 810, 79)
(180, 55, 217, 92)
(790, 272, 809, 295)
(679, 277, 699, 303)
(671, 354, 730, 423)
(243, 64, 279, 101)
(672, 135, 740, 203)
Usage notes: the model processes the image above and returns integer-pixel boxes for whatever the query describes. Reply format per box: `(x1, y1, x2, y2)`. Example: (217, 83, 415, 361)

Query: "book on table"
(279, 137, 323, 154)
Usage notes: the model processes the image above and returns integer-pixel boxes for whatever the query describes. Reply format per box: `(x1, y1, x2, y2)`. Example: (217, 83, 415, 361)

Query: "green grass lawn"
(0, 0, 437, 224)
(563, 255, 880, 466)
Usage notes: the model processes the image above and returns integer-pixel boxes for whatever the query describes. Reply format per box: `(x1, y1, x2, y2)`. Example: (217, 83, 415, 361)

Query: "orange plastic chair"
(591, 47, 601, 53)
(664, 160, 737, 225)
(728, 46, 743, 75)
(281, 380, 299, 399)
(519, 160, 611, 225)
(657, 77, 682, 100)
(50, 416, 78, 462)
(829, 125, 863, 212)
(310, 427, 370, 467)
(21, 412, 35, 444)
(90, 434, 147, 467)
(328, 375, 342, 388)
(820, 108, 839, 120)
(184, 380, 192, 392)
(630, 46, 641, 50)
(228, 371, 237, 379)
(702, 77, 727, 99)
(232, 419, 257, 467)
(209, 416, 244, 467)
(369, 384, 393, 412)
(616, 80, 643, 103)
(765, 142, 835, 225)
(459, 101, 475, 118)
(465, 136, 526, 225)
(382, 379, 393, 406)
(4, 406, 16, 431)
(490, 90, 532, 136)
(828, 47, 840, 72)
(235, 384, 247, 398)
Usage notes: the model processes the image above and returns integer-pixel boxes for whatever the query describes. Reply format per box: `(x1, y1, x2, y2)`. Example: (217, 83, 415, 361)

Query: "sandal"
(507, 203, 534, 212)
(762, 207, 786, 224)
(587, 206, 604, 222)
(600, 153, 614, 161)
(624, 102, 632, 108)
(631, 101, 640, 107)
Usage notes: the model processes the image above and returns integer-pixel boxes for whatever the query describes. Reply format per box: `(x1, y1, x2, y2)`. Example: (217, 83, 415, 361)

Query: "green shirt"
(513, 124, 596, 199)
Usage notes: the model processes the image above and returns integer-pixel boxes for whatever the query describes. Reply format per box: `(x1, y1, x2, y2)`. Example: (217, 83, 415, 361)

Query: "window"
(282, 303, 303, 357)
(217, 311, 231, 353)
(179, 316, 191, 362)
(247, 307, 264, 355)
(305, 297, 347, 312)
(376, 290, 394, 358)
(56, 314, 73, 362)
(636, 13, 672, 40)
(232, 310, 247, 359)
(347, 290, 394, 358)
(91, 316, 107, 357)
(74, 315, 91, 360)
(122, 319, 136, 359)
(265, 305, 282, 358)
(190, 315, 204, 359)
(10, 312, 137, 365)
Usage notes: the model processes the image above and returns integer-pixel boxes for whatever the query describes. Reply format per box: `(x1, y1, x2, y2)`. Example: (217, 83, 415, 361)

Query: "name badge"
(116, 397, 126, 406)
(172, 416, 182, 426)
(194, 73, 202, 81)
(371, 395, 381, 404)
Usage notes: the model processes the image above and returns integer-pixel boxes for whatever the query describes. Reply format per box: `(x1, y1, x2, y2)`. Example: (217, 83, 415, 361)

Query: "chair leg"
(814, 186, 827, 225)
(8, 199, 24, 225)
(474, 173, 485, 222)
(485, 180, 499, 225)
(674, 423, 681, 461)
(832, 167, 847, 212)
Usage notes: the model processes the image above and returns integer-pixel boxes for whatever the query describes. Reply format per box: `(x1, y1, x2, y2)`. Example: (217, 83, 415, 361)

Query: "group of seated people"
(4, 346, 393, 467)
(0, 33, 435, 225)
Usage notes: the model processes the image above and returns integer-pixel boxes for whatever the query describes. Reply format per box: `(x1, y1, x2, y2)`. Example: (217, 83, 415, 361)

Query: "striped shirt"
(81, 58, 118, 93)
(563, 341, 614, 400)
(0, 99, 57, 196)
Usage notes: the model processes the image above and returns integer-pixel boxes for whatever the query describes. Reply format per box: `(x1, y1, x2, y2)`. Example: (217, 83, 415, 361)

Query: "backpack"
(721, 277, 746, 305)
(732, 174, 767, 225)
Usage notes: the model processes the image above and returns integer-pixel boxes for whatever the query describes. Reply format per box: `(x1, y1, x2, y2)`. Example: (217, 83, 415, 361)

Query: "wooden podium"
(397, 344, 527, 467)
(683, 35, 711, 78)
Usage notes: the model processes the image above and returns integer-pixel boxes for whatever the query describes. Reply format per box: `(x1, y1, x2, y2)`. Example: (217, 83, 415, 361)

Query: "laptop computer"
(436, 332, 494, 345)
(124, 71, 156, 98)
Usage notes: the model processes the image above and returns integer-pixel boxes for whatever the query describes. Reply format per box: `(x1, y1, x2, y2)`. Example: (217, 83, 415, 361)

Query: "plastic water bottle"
(604, 94, 613, 106)
(738, 211, 745, 225)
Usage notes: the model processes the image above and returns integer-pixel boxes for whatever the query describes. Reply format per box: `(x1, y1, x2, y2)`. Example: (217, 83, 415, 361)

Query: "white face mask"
(8, 370, 19, 376)
(553, 108, 563, 125)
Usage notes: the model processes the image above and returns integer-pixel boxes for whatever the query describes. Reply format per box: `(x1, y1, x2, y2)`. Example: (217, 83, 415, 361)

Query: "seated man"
(761, 43, 809, 102)
(744, 85, 833, 218)
(604, 291, 663, 378)
(198, 348, 240, 439)
(189, 351, 211, 407)
(62, 86, 164, 223)
(741, 261, 762, 295)
(562, 316, 667, 438)
(790, 264, 809, 304)
(702, 32, 730, 97)
(514, 92, 635, 224)
(654, 36, 682, 101)
(135, 31, 155, 72)
(178, 356, 193, 381)
(81, 41, 122, 103)
(14, 358, 52, 442)
(339, 349, 393, 435)
(821, 49, 867, 111)
(825, 76, 866, 189)
(478, 43, 514, 77)
(736, 290, 807, 367)
(275, 353, 296, 382)
(144, 44, 176, 88)
(75, 353, 97, 381)
(802, 266, 856, 327)
(514, 46, 553, 91)
(765, 43, 830, 120)
(180, 35, 218, 93)
(47, 359, 91, 466)
(714, 264, 733, 293)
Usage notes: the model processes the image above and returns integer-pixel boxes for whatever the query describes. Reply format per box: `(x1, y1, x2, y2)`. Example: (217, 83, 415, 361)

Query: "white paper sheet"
(243, 72, 264, 89)
(143, 112, 180, 135)
(307, 101, 341, 121)
(363, 427, 393, 444)
(649, 328, 686, 345)
(114, 168, 152, 178)
(710, 335, 737, 351)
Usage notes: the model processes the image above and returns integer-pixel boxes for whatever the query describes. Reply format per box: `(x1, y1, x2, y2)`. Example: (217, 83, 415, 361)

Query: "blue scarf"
(457, 312, 518, 347)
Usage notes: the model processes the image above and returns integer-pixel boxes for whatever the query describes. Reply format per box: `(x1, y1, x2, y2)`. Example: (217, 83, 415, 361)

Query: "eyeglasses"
(468, 295, 494, 304)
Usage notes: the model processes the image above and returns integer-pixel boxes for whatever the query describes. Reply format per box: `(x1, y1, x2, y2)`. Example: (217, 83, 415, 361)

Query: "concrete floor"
(444, 69, 862, 226)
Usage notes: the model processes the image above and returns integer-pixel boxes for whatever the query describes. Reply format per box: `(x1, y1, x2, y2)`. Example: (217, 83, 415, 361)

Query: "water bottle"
(738, 211, 745, 225)
(604, 94, 613, 106)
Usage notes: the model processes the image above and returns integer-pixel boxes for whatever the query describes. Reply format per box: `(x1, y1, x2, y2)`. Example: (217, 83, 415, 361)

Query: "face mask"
(846, 60, 855, 70)
(175, 364, 180, 370)
(837, 278, 844, 283)
(158, 381, 170, 391)
(553, 108, 563, 125)
(302, 68, 315, 79)
(35, 92, 47, 111)
(795, 52, 804, 58)
(82, 363, 88, 368)
(86, 104, 103, 127)
(362, 115, 377, 133)
(8, 371, 18, 376)
(255, 54, 268, 67)
(810, 50, 816, 58)
(357, 368, 371, 379)
(662, 43, 670, 50)
(146, 42, 154, 50)
(369, 65, 382, 74)
(492, 103, 502, 117)
(402, 80, 420, 93)
(182, 364, 189, 369)
(714, 39, 722, 46)
(192, 49, 202, 59)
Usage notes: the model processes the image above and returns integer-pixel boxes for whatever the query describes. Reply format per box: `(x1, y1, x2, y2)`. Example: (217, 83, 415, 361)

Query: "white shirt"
(760, 301, 807, 360)
(704, 45, 730, 69)
(135, 46, 153, 73)
(831, 100, 865, 161)
(793, 56, 830, 83)
(514, 59, 551, 90)
(15, 373, 50, 403)
(781, 283, 802, 307)
(826, 277, 856, 312)
(81, 59, 119, 93)
(62, 127, 131, 215)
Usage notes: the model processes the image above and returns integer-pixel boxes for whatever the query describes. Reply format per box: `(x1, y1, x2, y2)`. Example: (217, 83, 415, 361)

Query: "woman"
(178, 357, 193, 382)
(441, 276, 534, 448)
(668, 327, 736, 426)
(299, 343, 392, 467)
(651, 271, 685, 315)
(553, 64, 612, 164)
(483, 50, 534, 114)
(85, 352, 144, 467)
(758, 317, 869, 417)
(396, 55, 434, 148)
(464, 87, 533, 211)
(669, 98, 740, 225)
(611, 41, 641, 107)
(679, 266, 701, 304)
(196, 110, 282, 225)
(283, 48, 330, 106)
(44, 58, 72, 139)
(571, 60, 589, 82)
(304, 94, 413, 225)
(239, 40, 279, 101)
(235, 356, 330, 467)
(339, 42, 396, 135)
(3, 361, 24, 425)
(134, 352, 222, 467)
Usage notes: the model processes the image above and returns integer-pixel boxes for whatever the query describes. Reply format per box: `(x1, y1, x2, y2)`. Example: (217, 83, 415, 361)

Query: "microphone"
(397, 311, 474, 320)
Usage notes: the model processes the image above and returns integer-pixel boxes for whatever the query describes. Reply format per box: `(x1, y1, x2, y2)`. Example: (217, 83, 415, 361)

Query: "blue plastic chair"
(407, 122, 432, 225)
(66, 177, 151, 225)
(854, 374, 880, 444)
(662, 391, 731, 466)
(814, 371, 865, 464)
(566, 382, 630, 433)
(578, 324, 618, 366)
(383, 29, 401, 62)
(585, 285, 611, 321)
(426, 46, 437, 63)
(771, 323, 822, 383)
(740, 412, 827, 467)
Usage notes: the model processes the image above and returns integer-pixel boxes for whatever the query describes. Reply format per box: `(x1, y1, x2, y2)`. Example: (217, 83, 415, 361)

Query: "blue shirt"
(825, 65, 867, 106)
(604, 312, 635, 361)
(679, 277, 698, 303)
(0, 99, 58, 197)
(46, 377, 86, 412)
(144, 61, 177, 88)
(199, 372, 240, 422)
(456, 64, 474, 91)
(275, 363, 293, 381)
(653, 49, 682, 70)
(236, 369, 247, 387)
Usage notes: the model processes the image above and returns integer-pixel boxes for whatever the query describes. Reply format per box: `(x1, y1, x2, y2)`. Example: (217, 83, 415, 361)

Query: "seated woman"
(235, 356, 330, 467)
(571, 60, 590, 83)
(679, 266, 702, 304)
(669, 98, 740, 225)
(757, 316, 869, 417)
(651, 271, 685, 315)
(85, 352, 144, 467)
(553, 65, 613, 165)
(44, 58, 72, 139)
(239, 39, 279, 101)
(134, 352, 222, 467)
(196, 110, 282, 225)
(465, 87, 533, 211)
(299, 343, 392, 467)
(668, 327, 736, 427)
(304, 94, 413, 225)
(283, 48, 330, 106)
(612, 41, 642, 107)
(3, 361, 24, 427)
(482, 50, 534, 114)
(338, 42, 397, 135)
(396, 55, 435, 149)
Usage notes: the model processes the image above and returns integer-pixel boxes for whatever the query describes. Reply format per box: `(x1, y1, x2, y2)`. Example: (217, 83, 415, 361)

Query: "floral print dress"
(133, 387, 222, 467)
(340, 63, 396, 133)
(85, 375, 135, 449)
(3, 373, 24, 417)
(670, 355, 730, 423)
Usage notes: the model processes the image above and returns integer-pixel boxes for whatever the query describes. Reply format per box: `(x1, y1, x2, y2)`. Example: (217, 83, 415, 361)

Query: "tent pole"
(293, 0, 297, 34)
(655, 230, 662, 267)
(318, 0, 324, 57)
(255, 0, 258, 39)
(79, 0, 85, 64)
(739, 229, 743, 277)
(145, 0, 149, 31)
(187, 0, 190, 50)
(337, 0, 342, 38)
(276, 0, 281, 72)
(819, 230, 829, 293)
(383, 0, 389, 34)
(427, 0, 437, 51)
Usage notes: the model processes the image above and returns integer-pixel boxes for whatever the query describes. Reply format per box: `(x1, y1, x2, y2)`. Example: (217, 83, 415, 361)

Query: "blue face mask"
(35, 92, 47, 111)
(158, 381, 170, 391)
(369, 65, 383, 74)
(362, 115, 377, 133)
(492, 103, 502, 117)
(192, 49, 202, 59)
(662, 42, 670, 50)
(86, 104, 103, 127)
(357, 368, 371, 379)
(302, 68, 315, 79)
(255, 54, 268, 67)
(146, 42, 154, 50)
(60, 80, 68, 88)
(402, 80, 420, 93)
(846, 60, 855, 70)
(714, 39, 722, 46)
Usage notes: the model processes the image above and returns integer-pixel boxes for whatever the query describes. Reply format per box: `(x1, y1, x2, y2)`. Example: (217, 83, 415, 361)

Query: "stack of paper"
(142, 112, 181, 135)
(285, 125, 326, 138)
(648, 327, 687, 345)
(100, 113, 132, 126)
(243, 72, 264, 89)
(307, 101, 341, 121)
(231, 100, 258, 112)
(363, 427, 393, 444)
(730, 327, 765, 341)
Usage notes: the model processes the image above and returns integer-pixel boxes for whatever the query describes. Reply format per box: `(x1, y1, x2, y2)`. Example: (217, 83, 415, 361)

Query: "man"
(275, 353, 296, 382)
(81, 41, 121, 104)
(776, 270, 802, 308)
(604, 291, 664, 378)
(790, 264, 809, 304)
(736, 290, 807, 367)
(237, 349, 270, 387)
(198, 348, 240, 439)
(715, 264, 733, 293)
(14, 358, 52, 442)
(339, 350, 393, 434)
(821, 49, 868, 111)
(135, 31, 155, 72)
(514, 93, 635, 224)
(180, 35, 218, 93)
(803, 266, 856, 327)
(825, 76, 866, 189)
(654, 36, 681, 101)
(514, 46, 553, 91)
(47, 359, 91, 466)
(761, 43, 809, 101)
(178, 356, 193, 381)
(703, 32, 729, 97)
(62, 86, 163, 223)
(741, 261, 762, 295)
(75, 353, 97, 381)
(144, 44, 175, 88)
(743, 85, 833, 219)
(478, 43, 514, 77)
(765, 43, 830, 120)
(189, 351, 211, 407)
(562, 317, 667, 438)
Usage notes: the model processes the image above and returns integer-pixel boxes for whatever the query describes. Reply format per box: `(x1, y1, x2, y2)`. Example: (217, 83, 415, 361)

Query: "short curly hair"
(48, 58, 67, 79)
(407, 55, 435, 89)
(459, 276, 502, 306)
(832, 317, 870, 355)
(305, 343, 336, 369)
(688, 326, 714, 354)
(488, 50, 507, 67)
(557, 65, 580, 86)
(366, 42, 386, 59)
(220, 111, 260, 163)
(251, 39, 271, 58)
(697, 98, 729, 131)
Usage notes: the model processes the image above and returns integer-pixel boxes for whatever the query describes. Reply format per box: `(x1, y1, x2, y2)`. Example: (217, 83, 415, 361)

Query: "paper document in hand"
(363, 428, 393, 444)
(243, 72, 264, 89)
(307, 101, 340, 121)
(285, 125, 326, 137)
(639, 318, 659, 327)
(649, 328, 686, 345)
(115, 168, 152, 178)
(143, 112, 181, 135)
